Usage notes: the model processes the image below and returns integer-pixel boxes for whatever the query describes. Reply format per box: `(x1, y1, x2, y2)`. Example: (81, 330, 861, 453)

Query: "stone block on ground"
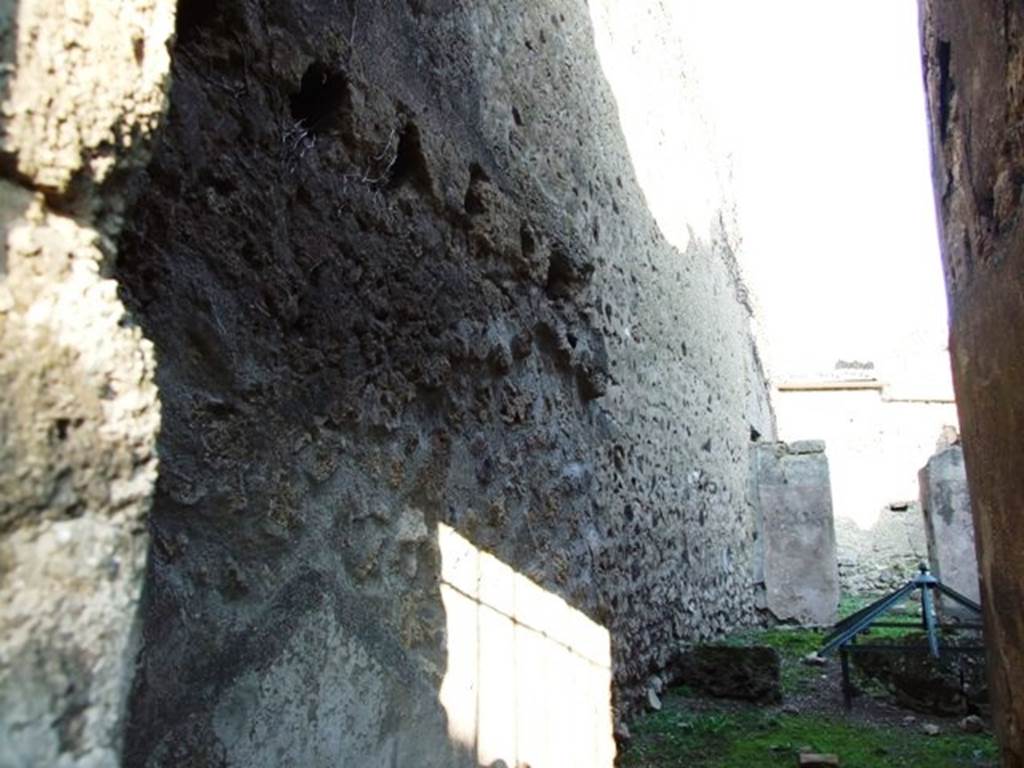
(673, 645, 782, 703)
(959, 714, 985, 733)
(798, 753, 840, 767)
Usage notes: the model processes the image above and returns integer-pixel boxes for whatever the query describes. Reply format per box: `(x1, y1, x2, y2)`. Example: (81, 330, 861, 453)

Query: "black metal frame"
(817, 564, 983, 709)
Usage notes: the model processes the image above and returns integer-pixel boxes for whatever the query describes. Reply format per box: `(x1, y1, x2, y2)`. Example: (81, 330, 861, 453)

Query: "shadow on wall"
(91, 1, 771, 767)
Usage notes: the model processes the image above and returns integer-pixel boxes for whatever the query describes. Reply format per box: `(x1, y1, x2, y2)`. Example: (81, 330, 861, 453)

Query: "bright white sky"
(677, 1, 950, 387)
(592, 1, 951, 393)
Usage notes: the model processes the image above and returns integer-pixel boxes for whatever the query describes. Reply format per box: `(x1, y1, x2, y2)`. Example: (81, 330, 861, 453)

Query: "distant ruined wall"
(835, 505, 928, 595)
(1, 2, 774, 766)
(920, 0, 1024, 763)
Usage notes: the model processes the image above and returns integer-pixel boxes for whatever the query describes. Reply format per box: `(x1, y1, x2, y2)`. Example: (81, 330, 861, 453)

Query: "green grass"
(835, 593, 957, 645)
(621, 702, 997, 768)
(838, 593, 875, 616)
(714, 598, 940, 696)
(626, 615, 996, 767)
(723, 627, 824, 657)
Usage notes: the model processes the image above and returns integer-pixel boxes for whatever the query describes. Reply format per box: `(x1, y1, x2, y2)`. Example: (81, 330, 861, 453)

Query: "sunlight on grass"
(622, 705, 997, 768)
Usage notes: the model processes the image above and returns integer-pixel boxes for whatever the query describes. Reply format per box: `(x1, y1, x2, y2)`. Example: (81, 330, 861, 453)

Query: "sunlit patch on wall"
(437, 523, 615, 768)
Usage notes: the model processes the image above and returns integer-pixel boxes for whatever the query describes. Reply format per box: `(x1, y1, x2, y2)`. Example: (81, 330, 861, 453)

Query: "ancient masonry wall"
(834, 505, 928, 595)
(0, 2, 774, 766)
(920, 0, 1024, 762)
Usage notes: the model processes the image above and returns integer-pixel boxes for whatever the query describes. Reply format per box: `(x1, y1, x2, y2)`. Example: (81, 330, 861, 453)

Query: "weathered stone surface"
(0, 0, 174, 199)
(919, 444, 979, 605)
(673, 645, 782, 704)
(920, 1, 1024, 762)
(2, 1, 778, 765)
(0, 2, 172, 766)
(646, 687, 662, 711)
(114, 4, 777, 764)
(788, 439, 826, 455)
(754, 441, 839, 625)
(959, 714, 985, 734)
(835, 504, 928, 595)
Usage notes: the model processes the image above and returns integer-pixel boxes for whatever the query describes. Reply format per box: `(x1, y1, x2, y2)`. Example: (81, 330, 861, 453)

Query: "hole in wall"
(464, 163, 489, 215)
(520, 221, 536, 259)
(175, 0, 217, 44)
(937, 39, 953, 143)
(387, 122, 432, 193)
(175, 0, 243, 47)
(545, 244, 593, 299)
(290, 62, 352, 136)
(52, 418, 82, 442)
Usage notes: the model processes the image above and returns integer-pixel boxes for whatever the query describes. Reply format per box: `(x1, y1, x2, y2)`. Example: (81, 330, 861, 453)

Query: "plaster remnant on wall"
(754, 441, 839, 626)
(919, 443, 978, 605)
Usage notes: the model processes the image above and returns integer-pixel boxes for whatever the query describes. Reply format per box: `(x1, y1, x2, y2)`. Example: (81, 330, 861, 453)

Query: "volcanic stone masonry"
(0, 2, 775, 766)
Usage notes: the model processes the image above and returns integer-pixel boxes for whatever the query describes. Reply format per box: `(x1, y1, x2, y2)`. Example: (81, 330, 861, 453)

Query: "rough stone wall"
(0, 2, 174, 766)
(834, 504, 929, 595)
(753, 441, 839, 626)
(920, 1, 1024, 763)
(1, 1, 775, 766)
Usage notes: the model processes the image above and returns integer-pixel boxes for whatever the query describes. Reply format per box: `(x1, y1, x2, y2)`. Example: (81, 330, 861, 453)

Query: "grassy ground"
(620, 701, 997, 767)
(719, 611, 926, 698)
(620, 606, 997, 768)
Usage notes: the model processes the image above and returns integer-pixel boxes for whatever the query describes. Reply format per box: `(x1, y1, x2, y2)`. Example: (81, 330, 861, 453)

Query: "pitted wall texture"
(921, 1, 1024, 763)
(2, 1, 774, 766)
